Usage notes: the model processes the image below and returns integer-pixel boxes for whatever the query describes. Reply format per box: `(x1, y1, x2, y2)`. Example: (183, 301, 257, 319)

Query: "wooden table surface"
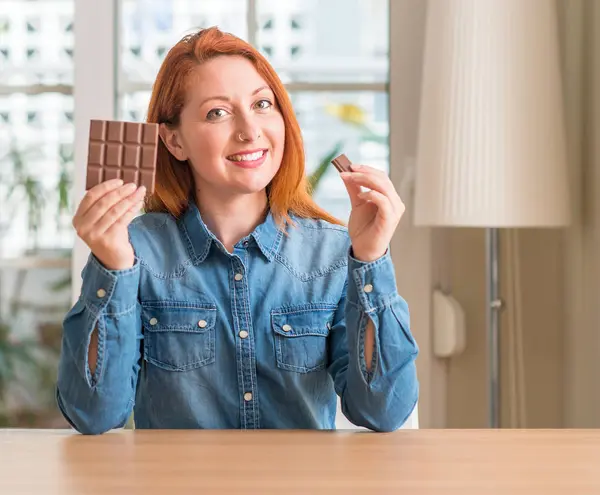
(1, 429, 599, 494)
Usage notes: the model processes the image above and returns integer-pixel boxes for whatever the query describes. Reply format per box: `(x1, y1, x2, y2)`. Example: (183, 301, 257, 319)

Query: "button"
(234, 273, 243, 281)
(244, 392, 253, 401)
(363, 284, 374, 293)
(282, 324, 292, 332)
(149, 317, 158, 326)
(198, 320, 207, 328)
(242, 240, 249, 247)
(239, 330, 249, 339)
(96, 288, 106, 298)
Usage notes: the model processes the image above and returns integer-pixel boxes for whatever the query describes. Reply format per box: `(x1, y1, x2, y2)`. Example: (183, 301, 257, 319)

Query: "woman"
(56, 27, 418, 434)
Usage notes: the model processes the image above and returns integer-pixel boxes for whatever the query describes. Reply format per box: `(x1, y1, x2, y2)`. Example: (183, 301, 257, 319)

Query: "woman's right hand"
(72, 179, 146, 271)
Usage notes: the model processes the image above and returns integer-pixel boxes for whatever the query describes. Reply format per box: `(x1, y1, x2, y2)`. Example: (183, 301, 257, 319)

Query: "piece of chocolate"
(85, 119, 158, 193)
(331, 153, 352, 173)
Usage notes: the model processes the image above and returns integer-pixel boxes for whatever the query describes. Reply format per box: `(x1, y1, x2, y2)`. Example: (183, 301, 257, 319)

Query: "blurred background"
(0, 0, 597, 430)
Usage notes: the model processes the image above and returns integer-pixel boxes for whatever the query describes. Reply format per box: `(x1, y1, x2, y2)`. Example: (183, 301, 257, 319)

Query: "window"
(117, 0, 389, 221)
(0, 0, 74, 257)
(119, 0, 248, 87)
(0, 0, 75, 429)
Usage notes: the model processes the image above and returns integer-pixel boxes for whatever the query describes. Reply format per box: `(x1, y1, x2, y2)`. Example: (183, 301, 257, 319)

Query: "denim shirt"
(56, 202, 419, 434)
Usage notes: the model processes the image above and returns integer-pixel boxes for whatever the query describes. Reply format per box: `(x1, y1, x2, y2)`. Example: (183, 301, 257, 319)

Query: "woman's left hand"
(340, 164, 406, 263)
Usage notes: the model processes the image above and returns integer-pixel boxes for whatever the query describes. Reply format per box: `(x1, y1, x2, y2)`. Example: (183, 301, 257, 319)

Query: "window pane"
(120, 90, 152, 122)
(119, 0, 248, 87)
(0, 0, 74, 86)
(257, 0, 389, 83)
(0, 1, 74, 430)
(293, 91, 389, 221)
(0, 92, 74, 257)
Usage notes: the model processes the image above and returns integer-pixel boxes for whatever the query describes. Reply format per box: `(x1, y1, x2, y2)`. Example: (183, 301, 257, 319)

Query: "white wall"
(388, 0, 446, 428)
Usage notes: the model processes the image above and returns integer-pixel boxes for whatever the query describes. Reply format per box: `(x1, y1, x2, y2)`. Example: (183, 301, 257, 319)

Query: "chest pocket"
(142, 301, 217, 372)
(271, 305, 336, 373)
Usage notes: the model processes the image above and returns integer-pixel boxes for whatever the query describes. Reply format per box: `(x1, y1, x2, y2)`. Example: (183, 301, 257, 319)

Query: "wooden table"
(1, 429, 599, 494)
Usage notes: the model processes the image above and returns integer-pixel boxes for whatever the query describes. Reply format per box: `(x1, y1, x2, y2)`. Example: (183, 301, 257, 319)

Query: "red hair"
(145, 27, 343, 228)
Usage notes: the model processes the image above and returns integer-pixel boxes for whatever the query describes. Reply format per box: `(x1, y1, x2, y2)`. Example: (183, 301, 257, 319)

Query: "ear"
(159, 123, 188, 161)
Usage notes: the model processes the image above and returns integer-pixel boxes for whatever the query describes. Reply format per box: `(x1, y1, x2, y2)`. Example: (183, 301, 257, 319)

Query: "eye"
(206, 108, 229, 120)
(254, 99, 273, 111)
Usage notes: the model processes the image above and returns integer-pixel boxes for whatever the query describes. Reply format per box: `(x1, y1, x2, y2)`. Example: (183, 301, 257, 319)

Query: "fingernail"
(138, 186, 147, 194)
(124, 182, 137, 191)
(340, 172, 352, 180)
(350, 164, 361, 171)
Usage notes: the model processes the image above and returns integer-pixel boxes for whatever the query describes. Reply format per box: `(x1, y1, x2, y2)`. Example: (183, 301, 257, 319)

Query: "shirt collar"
(179, 200, 283, 263)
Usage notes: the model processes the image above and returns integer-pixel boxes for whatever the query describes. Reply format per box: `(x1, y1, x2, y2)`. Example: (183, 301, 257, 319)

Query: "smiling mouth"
(226, 150, 267, 162)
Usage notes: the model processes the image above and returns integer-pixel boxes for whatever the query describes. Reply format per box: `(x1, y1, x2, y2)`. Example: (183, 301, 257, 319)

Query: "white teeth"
(228, 151, 264, 162)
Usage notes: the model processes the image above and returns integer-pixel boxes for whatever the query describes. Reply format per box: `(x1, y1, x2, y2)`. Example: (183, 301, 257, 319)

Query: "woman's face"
(162, 55, 286, 199)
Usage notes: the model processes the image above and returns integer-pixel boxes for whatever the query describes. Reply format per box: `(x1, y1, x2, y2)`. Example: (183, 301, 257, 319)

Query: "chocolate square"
(331, 154, 352, 173)
(85, 119, 158, 193)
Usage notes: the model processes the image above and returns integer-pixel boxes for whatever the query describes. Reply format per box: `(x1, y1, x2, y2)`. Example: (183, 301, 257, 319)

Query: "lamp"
(413, 0, 570, 428)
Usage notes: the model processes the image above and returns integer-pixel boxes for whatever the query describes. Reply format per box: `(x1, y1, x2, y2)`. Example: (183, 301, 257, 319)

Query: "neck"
(194, 188, 268, 252)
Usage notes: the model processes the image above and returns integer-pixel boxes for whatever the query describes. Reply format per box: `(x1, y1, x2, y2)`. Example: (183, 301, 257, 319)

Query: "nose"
(235, 114, 261, 143)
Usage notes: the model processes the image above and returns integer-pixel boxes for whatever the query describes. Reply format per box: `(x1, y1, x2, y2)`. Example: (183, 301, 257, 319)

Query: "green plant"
(0, 299, 65, 427)
(0, 140, 45, 249)
(308, 102, 386, 195)
(307, 141, 343, 193)
(325, 103, 387, 145)
(0, 139, 74, 251)
(0, 138, 73, 425)
(0, 319, 43, 426)
(57, 144, 73, 223)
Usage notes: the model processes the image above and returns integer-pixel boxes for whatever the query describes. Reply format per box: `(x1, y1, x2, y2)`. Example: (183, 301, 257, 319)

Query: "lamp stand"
(486, 227, 503, 428)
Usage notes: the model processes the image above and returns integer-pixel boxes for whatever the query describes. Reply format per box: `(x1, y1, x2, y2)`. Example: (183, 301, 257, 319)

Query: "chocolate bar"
(86, 119, 158, 193)
(331, 153, 352, 173)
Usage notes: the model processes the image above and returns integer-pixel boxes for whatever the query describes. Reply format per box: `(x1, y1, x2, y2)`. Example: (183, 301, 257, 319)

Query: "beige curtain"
(559, 0, 600, 428)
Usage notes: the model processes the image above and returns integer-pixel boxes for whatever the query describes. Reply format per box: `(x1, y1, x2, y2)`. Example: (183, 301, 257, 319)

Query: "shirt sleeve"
(56, 254, 143, 434)
(327, 249, 419, 432)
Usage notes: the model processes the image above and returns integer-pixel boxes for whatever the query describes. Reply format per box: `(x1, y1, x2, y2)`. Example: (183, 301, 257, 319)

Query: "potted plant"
(0, 319, 41, 426)
(309, 102, 387, 196)
(0, 139, 46, 255)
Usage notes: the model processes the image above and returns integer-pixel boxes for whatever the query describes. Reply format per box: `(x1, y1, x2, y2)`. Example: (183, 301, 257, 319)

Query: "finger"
(357, 189, 396, 221)
(350, 164, 406, 211)
(74, 179, 125, 221)
(106, 197, 145, 234)
(343, 172, 402, 212)
(93, 186, 146, 236)
(78, 183, 139, 233)
(349, 163, 388, 177)
(340, 172, 363, 207)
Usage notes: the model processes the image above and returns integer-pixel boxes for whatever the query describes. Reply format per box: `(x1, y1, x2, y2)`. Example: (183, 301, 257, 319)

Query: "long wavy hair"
(145, 27, 343, 228)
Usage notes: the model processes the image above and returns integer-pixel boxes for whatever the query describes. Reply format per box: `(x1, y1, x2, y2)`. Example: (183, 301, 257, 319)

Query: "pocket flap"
(141, 301, 216, 333)
(271, 305, 336, 338)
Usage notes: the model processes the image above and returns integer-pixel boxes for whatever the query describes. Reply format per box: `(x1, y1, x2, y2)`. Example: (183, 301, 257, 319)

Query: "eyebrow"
(199, 85, 272, 107)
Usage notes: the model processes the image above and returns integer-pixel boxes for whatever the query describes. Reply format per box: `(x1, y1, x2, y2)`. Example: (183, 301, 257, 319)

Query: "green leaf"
(49, 274, 72, 292)
(308, 141, 344, 194)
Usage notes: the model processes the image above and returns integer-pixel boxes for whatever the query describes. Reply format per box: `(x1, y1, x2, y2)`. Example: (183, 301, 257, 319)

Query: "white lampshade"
(413, 0, 570, 227)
